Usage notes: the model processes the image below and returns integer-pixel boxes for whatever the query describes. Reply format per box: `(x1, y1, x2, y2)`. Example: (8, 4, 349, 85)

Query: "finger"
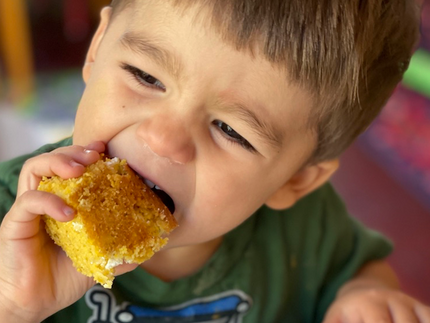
(389, 299, 420, 323)
(338, 311, 364, 323)
(359, 304, 392, 323)
(114, 263, 139, 276)
(322, 310, 343, 323)
(51, 141, 106, 168)
(323, 307, 363, 323)
(17, 144, 104, 196)
(18, 152, 84, 196)
(414, 303, 430, 323)
(83, 141, 105, 153)
(1, 190, 74, 241)
(53, 142, 105, 165)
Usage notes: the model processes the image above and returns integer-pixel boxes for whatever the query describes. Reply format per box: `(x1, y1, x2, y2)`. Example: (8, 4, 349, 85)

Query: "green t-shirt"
(0, 139, 392, 323)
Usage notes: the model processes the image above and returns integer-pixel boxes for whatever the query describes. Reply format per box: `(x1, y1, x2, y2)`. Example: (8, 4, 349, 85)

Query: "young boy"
(0, 0, 429, 322)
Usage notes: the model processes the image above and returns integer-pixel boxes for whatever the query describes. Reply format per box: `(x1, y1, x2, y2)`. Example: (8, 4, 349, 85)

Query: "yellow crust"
(38, 156, 177, 288)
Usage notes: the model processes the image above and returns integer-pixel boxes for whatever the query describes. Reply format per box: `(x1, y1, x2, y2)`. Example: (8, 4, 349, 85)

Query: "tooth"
(154, 185, 161, 190)
(144, 179, 156, 188)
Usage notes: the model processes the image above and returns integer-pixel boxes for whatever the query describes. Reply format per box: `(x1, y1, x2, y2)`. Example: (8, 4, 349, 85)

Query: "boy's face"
(73, 2, 316, 248)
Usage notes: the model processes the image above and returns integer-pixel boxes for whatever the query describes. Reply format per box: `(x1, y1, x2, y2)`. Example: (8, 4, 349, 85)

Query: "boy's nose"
(136, 113, 196, 164)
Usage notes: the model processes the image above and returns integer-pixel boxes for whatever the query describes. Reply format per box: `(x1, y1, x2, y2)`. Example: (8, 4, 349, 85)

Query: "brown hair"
(110, 0, 420, 163)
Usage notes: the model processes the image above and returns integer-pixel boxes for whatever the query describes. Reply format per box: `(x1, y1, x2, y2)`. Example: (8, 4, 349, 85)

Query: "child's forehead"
(119, 1, 291, 69)
(116, 1, 308, 94)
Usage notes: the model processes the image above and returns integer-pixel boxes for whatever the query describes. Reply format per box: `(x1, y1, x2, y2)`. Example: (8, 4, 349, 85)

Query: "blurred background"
(0, 0, 429, 304)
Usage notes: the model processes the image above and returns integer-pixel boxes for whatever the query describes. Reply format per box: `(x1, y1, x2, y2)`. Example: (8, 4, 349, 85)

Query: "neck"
(140, 236, 223, 282)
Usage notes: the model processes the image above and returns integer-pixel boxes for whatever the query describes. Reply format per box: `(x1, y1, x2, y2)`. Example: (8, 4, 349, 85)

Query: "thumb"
(114, 263, 139, 276)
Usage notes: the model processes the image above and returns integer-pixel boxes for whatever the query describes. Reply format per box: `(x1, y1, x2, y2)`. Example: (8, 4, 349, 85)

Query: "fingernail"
(63, 207, 75, 217)
(84, 149, 93, 154)
(85, 142, 103, 151)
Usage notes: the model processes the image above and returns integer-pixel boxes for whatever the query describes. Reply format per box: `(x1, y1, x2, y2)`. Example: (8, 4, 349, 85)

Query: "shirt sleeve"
(310, 184, 393, 321)
(279, 183, 393, 322)
(0, 154, 27, 219)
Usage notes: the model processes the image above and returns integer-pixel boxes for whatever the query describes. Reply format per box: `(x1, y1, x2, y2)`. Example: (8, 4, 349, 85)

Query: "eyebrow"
(219, 101, 284, 152)
(120, 31, 183, 81)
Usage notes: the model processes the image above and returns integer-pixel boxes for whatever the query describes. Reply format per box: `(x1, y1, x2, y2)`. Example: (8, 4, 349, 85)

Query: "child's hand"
(324, 276, 430, 323)
(0, 142, 105, 323)
(324, 286, 430, 322)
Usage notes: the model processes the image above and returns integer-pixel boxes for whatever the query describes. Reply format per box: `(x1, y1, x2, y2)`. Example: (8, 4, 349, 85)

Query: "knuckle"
(53, 144, 83, 155)
(44, 192, 62, 206)
(375, 318, 391, 323)
(388, 291, 412, 304)
(26, 189, 41, 198)
(414, 302, 430, 318)
(17, 190, 61, 210)
(22, 153, 45, 170)
(14, 191, 39, 213)
(51, 150, 72, 161)
(15, 190, 34, 207)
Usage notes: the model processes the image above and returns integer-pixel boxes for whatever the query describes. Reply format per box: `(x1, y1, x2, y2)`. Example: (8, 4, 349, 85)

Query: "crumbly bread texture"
(38, 156, 177, 288)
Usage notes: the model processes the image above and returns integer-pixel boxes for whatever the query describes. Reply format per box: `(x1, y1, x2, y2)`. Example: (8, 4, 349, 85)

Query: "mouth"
(141, 178, 176, 215)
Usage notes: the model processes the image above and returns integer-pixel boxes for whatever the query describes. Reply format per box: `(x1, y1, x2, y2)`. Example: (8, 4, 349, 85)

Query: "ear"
(265, 159, 339, 210)
(82, 7, 112, 83)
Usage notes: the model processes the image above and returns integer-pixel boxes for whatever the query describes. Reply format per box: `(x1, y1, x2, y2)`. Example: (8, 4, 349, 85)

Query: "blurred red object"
(64, 0, 90, 43)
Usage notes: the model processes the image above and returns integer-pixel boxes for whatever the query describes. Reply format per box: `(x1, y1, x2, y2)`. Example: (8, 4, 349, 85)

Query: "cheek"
(199, 169, 271, 224)
(202, 154, 275, 214)
(74, 81, 137, 145)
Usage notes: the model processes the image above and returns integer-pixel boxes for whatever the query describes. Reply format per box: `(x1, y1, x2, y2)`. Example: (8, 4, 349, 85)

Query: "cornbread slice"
(38, 156, 177, 288)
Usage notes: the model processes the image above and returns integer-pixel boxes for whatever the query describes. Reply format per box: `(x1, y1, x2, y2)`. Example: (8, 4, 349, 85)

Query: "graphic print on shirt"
(86, 285, 252, 323)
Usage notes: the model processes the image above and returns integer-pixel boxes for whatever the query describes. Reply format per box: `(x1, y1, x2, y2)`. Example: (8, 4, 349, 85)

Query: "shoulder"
(251, 183, 352, 264)
(254, 182, 391, 267)
(0, 137, 73, 218)
(256, 183, 348, 229)
(254, 184, 392, 320)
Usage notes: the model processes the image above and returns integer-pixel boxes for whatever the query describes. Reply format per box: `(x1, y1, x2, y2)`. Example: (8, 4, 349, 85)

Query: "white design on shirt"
(85, 285, 252, 323)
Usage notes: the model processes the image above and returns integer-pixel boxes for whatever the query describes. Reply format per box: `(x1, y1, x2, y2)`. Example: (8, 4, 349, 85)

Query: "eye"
(212, 120, 256, 152)
(121, 63, 166, 91)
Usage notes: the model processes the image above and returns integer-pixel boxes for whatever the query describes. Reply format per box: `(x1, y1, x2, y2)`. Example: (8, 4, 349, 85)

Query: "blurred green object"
(402, 49, 430, 98)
